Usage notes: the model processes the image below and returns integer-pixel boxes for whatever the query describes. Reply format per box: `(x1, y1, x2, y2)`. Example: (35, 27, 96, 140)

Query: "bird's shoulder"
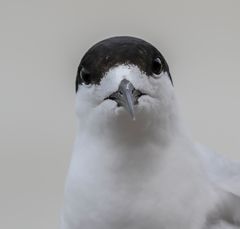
(195, 143, 240, 196)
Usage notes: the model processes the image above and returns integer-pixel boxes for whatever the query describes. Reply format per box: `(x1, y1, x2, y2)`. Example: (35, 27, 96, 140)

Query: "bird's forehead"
(102, 64, 143, 86)
(79, 37, 166, 80)
(82, 39, 154, 72)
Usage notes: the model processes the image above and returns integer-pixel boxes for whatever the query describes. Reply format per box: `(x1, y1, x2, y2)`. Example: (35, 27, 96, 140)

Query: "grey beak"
(118, 79, 136, 120)
(107, 79, 143, 120)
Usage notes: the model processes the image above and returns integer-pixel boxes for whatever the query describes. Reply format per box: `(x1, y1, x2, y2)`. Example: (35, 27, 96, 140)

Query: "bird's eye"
(152, 58, 163, 75)
(80, 67, 91, 85)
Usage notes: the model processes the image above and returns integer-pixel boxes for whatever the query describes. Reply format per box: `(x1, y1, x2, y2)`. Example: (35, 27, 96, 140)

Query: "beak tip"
(130, 111, 136, 121)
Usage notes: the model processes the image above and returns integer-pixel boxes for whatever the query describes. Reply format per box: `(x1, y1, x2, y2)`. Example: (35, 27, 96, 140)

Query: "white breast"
(62, 126, 219, 229)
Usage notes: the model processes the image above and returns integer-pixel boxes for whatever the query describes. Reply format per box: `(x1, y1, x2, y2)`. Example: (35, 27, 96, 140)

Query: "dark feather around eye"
(152, 58, 163, 75)
(80, 68, 91, 85)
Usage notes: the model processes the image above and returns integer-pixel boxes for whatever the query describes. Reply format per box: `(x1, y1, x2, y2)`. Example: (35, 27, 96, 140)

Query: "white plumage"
(61, 38, 240, 229)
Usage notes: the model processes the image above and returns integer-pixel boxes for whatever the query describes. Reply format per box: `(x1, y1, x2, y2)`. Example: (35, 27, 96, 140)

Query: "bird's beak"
(106, 79, 144, 120)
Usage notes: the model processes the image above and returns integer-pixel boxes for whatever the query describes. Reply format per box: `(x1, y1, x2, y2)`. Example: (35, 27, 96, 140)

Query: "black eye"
(152, 58, 163, 75)
(80, 68, 91, 85)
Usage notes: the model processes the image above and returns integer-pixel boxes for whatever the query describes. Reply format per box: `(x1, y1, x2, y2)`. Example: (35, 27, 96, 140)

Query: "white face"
(75, 64, 177, 132)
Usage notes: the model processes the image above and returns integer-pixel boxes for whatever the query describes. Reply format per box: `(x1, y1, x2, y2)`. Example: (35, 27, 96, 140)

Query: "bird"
(61, 36, 240, 229)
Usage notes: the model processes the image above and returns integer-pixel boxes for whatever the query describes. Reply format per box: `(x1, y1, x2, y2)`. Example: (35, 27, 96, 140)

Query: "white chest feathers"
(62, 132, 219, 229)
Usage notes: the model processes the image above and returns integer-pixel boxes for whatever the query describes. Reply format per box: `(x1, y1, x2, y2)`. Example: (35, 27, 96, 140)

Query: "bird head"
(75, 36, 178, 137)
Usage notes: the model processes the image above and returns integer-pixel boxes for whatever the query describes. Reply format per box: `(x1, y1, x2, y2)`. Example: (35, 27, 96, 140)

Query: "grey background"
(1, 0, 240, 228)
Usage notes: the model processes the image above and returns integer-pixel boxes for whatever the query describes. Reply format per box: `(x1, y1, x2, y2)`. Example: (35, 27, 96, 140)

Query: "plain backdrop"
(0, 0, 240, 228)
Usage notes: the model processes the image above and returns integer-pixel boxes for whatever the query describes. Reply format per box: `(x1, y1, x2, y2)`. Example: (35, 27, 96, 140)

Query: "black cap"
(76, 36, 172, 92)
